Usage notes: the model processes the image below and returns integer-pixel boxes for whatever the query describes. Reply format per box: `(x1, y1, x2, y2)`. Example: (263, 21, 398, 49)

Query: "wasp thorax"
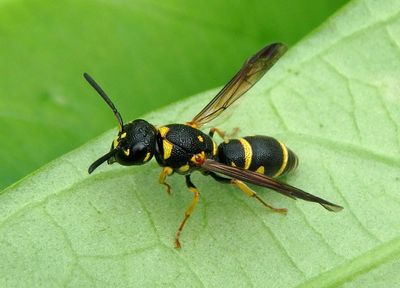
(108, 119, 157, 166)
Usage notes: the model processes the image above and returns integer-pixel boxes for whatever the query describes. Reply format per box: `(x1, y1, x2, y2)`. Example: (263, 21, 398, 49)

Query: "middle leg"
(175, 174, 200, 249)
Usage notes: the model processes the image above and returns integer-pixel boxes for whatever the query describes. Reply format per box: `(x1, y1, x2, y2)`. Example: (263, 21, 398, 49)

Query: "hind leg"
(209, 172, 287, 214)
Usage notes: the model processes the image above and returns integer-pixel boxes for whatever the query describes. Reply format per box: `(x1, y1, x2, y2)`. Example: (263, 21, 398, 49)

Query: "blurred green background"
(0, 0, 349, 190)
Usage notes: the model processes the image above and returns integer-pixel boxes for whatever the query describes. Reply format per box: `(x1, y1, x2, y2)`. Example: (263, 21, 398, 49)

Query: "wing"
(189, 43, 288, 128)
(202, 159, 343, 212)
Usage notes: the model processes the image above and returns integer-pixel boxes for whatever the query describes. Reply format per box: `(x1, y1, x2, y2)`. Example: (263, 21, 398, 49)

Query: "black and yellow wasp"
(85, 43, 343, 248)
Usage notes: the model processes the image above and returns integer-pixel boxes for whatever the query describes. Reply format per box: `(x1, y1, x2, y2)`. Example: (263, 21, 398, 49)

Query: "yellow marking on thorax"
(212, 141, 218, 156)
(255, 166, 265, 174)
(239, 138, 252, 170)
(120, 132, 127, 138)
(158, 126, 170, 138)
(231, 161, 237, 167)
(197, 135, 204, 142)
(143, 152, 151, 162)
(163, 140, 173, 159)
(123, 148, 130, 156)
(274, 141, 288, 177)
(178, 164, 190, 172)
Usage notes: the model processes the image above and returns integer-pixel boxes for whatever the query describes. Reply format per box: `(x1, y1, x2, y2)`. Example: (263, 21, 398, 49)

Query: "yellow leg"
(209, 127, 240, 141)
(231, 179, 287, 214)
(159, 167, 173, 194)
(175, 175, 200, 249)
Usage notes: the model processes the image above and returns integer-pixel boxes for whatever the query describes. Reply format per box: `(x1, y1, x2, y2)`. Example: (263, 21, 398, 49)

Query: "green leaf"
(0, 0, 348, 190)
(1, 0, 400, 286)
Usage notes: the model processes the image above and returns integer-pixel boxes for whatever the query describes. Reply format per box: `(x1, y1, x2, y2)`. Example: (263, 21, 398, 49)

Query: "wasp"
(85, 43, 343, 248)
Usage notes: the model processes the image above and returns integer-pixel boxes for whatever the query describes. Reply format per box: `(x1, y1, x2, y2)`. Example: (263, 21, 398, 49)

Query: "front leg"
(159, 167, 173, 194)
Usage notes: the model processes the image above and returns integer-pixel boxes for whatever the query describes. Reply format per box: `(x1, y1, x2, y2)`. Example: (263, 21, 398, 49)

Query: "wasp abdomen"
(217, 136, 298, 177)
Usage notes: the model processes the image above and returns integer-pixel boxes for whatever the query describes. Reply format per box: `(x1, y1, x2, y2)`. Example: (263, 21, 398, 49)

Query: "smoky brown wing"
(202, 159, 343, 212)
(189, 43, 288, 128)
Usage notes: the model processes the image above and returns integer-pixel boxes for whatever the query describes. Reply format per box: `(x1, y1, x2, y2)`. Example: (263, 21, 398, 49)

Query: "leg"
(209, 172, 287, 214)
(175, 174, 200, 249)
(159, 167, 173, 194)
(209, 127, 240, 140)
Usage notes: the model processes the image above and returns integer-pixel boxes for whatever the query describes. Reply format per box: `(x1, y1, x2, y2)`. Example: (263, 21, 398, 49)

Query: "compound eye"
(114, 142, 148, 165)
(131, 143, 147, 160)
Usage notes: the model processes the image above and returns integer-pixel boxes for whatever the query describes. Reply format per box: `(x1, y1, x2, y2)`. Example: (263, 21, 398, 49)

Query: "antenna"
(84, 73, 124, 132)
(88, 148, 119, 174)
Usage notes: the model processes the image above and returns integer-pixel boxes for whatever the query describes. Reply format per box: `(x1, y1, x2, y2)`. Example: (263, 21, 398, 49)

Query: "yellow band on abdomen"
(239, 138, 252, 170)
(274, 141, 288, 177)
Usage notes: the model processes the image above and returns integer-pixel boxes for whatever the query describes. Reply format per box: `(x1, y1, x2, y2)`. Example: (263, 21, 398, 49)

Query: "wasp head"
(107, 119, 157, 166)
(84, 73, 157, 174)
